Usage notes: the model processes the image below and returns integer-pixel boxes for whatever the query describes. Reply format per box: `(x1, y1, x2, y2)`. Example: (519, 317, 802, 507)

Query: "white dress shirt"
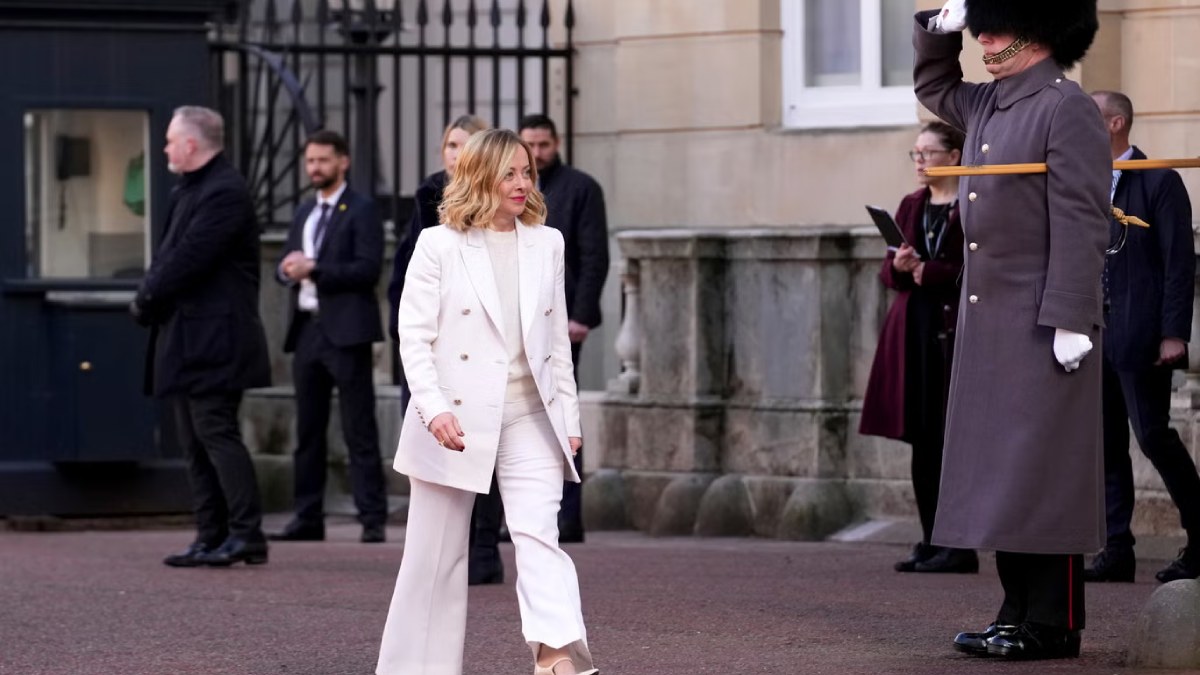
(297, 182, 347, 312)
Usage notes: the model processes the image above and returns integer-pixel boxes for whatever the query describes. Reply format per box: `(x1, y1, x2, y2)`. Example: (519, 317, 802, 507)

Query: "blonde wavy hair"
(441, 114, 489, 155)
(438, 129, 547, 231)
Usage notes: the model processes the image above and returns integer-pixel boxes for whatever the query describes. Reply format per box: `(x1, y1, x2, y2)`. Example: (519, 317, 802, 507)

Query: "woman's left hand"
(913, 262, 926, 285)
(569, 437, 582, 455)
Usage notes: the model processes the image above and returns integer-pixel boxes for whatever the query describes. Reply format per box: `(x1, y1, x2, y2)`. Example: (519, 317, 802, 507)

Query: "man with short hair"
(271, 130, 390, 544)
(519, 114, 609, 544)
(132, 105, 272, 567)
(1085, 90, 1200, 583)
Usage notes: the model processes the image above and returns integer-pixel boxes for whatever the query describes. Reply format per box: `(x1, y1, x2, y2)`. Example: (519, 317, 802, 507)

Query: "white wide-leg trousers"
(376, 405, 593, 675)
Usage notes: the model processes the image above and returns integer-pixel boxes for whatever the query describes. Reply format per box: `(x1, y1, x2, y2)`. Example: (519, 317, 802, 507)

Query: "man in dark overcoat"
(519, 113, 610, 544)
(915, 0, 1109, 660)
(1084, 90, 1200, 584)
(270, 130, 389, 545)
(132, 106, 271, 567)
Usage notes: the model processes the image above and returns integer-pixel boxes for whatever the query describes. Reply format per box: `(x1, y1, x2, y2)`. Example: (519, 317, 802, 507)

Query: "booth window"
(24, 110, 150, 279)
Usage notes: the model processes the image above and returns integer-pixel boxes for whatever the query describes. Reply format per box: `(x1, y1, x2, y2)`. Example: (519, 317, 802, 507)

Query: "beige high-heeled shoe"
(532, 656, 599, 675)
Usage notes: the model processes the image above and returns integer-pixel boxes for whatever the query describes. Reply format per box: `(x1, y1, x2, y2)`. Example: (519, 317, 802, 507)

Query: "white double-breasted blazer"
(393, 222, 582, 494)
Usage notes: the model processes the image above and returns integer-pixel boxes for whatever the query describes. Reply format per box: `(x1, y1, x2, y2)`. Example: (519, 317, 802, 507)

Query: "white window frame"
(781, 0, 917, 130)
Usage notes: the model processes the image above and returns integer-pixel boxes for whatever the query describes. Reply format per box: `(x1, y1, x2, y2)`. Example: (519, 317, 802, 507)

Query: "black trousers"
(470, 339, 586, 544)
(1101, 357, 1200, 550)
(170, 392, 263, 543)
(292, 316, 388, 527)
(910, 440, 943, 544)
(996, 552, 1085, 631)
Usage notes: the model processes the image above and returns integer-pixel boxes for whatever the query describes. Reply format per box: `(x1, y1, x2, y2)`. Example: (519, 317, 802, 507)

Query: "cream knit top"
(482, 228, 541, 406)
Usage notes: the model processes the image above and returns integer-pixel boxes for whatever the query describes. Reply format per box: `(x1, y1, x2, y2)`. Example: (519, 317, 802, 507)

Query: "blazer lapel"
(460, 228, 505, 335)
(515, 222, 543, 339)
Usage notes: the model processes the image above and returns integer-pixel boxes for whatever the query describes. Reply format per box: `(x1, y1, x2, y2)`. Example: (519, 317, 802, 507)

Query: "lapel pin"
(338, 203, 347, 212)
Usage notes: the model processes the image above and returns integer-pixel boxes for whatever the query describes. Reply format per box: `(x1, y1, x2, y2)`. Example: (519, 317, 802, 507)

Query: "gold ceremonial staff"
(923, 158, 1200, 178)
(921, 158, 1200, 229)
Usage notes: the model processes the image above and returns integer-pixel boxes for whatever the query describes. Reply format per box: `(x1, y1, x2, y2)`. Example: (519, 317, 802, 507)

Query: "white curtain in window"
(880, 0, 914, 87)
(805, 0, 860, 87)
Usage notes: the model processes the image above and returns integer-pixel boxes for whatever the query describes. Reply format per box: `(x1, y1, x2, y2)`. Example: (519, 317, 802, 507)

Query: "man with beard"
(272, 130, 389, 544)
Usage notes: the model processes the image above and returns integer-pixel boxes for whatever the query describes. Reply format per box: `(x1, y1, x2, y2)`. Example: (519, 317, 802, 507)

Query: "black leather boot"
(953, 622, 1017, 656)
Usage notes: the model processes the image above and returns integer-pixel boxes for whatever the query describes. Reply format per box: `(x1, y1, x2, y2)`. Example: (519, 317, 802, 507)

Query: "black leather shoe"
(468, 546, 504, 585)
(953, 622, 1017, 656)
(199, 536, 269, 567)
(361, 524, 386, 544)
(268, 520, 325, 542)
(1084, 548, 1135, 582)
(163, 541, 218, 568)
(894, 542, 938, 572)
(986, 623, 1081, 660)
(915, 547, 978, 574)
(1156, 547, 1200, 583)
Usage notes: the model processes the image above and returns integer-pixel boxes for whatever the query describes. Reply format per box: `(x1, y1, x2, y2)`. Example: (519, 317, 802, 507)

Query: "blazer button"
(462, 308, 471, 315)
(981, 143, 990, 154)
(969, 295, 979, 304)
(460, 353, 469, 361)
(969, 242, 978, 251)
(968, 192, 978, 202)
(454, 399, 463, 405)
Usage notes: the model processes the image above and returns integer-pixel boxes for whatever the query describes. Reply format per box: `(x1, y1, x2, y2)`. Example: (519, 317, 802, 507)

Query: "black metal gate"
(208, 0, 576, 230)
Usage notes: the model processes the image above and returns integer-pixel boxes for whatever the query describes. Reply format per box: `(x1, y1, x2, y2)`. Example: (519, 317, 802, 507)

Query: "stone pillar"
(589, 227, 886, 538)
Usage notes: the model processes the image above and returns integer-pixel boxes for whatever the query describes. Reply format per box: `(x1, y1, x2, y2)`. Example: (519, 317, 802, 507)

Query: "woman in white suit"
(376, 129, 599, 675)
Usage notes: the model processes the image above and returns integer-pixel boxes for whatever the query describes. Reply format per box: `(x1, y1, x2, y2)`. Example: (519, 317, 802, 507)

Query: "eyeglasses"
(909, 149, 949, 162)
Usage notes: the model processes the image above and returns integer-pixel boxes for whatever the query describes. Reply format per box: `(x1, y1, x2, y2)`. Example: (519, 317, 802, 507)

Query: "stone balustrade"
(587, 227, 1200, 541)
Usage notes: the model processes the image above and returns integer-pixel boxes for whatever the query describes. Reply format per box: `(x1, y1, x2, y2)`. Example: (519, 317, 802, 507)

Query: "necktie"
(313, 202, 332, 254)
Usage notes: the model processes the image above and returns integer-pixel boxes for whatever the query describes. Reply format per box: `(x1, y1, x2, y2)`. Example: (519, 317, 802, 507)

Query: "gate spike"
(291, 0, 303, 26)
(442, 0, 453, 28)
(392, 0, 405, 32)
(316, 0, 330, 26)
(565, 0, 574, 29)
(539, 0, 549, 29)
(264, 0, 279, 32)
(467, 0, 478, 28)
(516, 0, 526, 27)
(416, 0, 429, 27)
(490, 0, 501, 28)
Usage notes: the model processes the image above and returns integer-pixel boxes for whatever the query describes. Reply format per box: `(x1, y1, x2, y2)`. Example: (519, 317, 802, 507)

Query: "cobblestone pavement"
(0, 516, 1172, 675)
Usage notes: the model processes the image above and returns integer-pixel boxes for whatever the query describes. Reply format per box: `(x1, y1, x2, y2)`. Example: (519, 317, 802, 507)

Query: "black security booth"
(0, 0, 229, 515)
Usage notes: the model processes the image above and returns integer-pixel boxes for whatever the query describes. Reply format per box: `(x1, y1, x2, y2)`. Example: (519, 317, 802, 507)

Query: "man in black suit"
(270, 130, 389, 544)
(132, 106, 272, 568)
(1086, 90, 1200, 583)
(519, 113, 610, 544)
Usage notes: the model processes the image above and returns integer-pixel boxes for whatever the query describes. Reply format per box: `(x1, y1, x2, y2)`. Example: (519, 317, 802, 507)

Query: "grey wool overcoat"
(913, 12, 1109, 554)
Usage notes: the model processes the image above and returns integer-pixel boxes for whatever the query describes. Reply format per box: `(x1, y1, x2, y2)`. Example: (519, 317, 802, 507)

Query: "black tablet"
(865, 205, 910, 249)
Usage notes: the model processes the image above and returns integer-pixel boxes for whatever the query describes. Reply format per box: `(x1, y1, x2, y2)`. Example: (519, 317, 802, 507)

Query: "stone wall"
(588, 227, 1200, 541)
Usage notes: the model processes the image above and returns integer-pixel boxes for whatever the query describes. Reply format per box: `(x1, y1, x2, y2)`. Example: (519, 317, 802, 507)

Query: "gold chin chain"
(982, 36, 1031, 65)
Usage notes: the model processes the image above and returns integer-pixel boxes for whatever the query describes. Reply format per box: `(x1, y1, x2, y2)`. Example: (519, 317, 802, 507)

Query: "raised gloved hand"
(928, 0, 967, 33)
(1053, 328, 1093, 372)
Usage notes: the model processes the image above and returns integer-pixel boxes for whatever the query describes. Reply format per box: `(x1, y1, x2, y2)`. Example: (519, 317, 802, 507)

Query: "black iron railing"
(208, 0, 575, 230)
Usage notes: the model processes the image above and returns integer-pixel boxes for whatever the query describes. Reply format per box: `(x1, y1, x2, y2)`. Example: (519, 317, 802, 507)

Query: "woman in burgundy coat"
(860, 121, 977, 574)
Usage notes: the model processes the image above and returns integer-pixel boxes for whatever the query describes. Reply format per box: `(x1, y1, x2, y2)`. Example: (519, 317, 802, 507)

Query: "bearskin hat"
(965, 0, 1099, 69)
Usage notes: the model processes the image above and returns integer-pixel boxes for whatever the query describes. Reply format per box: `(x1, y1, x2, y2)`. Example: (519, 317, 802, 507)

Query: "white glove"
(928, 0, 967, 33)
(1053, 328, 1093, 372)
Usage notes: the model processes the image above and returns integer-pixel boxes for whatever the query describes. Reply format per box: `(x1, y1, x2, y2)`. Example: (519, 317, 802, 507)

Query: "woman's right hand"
(428, 412, 465, 451)
(892, 244, 921, 273)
